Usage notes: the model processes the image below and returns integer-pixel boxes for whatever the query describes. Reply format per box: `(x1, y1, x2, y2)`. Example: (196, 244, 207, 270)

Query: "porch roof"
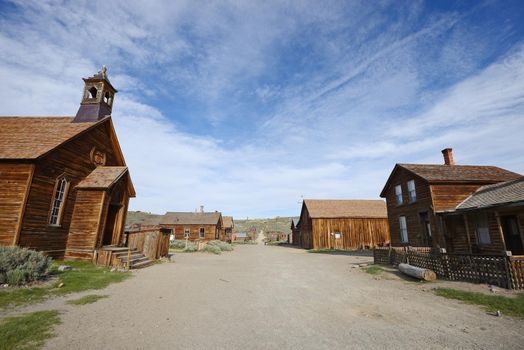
(455, 177, 524, 211)
(76, 166, 135, 196)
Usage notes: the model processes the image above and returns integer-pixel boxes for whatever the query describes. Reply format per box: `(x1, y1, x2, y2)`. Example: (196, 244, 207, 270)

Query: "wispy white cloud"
(0, 0, 523, 217)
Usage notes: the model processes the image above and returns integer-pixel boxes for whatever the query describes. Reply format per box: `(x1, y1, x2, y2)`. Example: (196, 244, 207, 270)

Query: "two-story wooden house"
(380, 148, 521, 249)
(0, 67, 135, 262)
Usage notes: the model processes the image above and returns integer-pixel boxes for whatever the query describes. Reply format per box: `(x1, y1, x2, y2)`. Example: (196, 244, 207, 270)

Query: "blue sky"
(1, 0, 524, 218)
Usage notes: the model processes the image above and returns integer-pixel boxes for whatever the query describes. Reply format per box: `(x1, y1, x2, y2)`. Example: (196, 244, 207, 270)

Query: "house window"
(474, 213, 491, 245)
(49, 175, 69, 226)
(184, 228, 190, 238)
(199, 227, 205, 238)
(395, 185, 403, 205)
(407, 180, 416, 202)
(399, 216, 408, 243)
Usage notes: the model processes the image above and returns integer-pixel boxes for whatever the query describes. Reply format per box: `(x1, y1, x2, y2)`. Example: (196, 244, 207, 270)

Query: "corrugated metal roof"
(456, 177, 524, 210)
(304, 199, 387, 219)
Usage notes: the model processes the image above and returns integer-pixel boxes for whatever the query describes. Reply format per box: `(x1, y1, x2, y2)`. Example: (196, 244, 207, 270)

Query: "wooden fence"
(126, 227, 170, 260)
(374, 247, 524, 289)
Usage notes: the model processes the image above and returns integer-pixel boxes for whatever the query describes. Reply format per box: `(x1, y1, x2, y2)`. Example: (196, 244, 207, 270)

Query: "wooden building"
(440, 177, 524, 255)
(0, 67, 135, 263)
(380, 148, 521, 249)
(297, 199, 389, 250)
(160, 210, 223, 241)
(223, 216, 234, 242)
(291, 218, 300, 245)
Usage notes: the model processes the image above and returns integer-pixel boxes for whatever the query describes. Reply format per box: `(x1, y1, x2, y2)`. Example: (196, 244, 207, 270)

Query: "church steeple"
(73, 66, 118, 123)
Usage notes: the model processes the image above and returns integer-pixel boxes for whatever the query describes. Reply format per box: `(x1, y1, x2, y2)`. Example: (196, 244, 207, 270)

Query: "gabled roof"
(223, 216, 234, 229)
(291, 217, 300, 228)
(76, 166, 135, 196)
(161, 212, 222, 225)
(380, 163, 521, 197)
(454, 177, 524, 211)
(303, 199, 387, 219)
(0, 117, 103, 159)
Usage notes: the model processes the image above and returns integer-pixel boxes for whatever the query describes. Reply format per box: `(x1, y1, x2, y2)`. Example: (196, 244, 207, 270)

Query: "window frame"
(474, 213, 491, 245)
(184, 228, 190, 238)
(399, 216, 408, 243)
(407, 180, 416, 203)
(395, 184, 403, 205)
(199, 227, 205, 238)
(48, 174, 70, 227)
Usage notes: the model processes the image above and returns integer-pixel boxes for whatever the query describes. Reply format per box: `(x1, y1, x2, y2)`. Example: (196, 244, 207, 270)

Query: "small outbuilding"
(297, 199, 390, 250)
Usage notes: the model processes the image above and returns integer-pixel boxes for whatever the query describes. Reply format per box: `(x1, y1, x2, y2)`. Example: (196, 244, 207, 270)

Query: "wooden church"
(0, 67, 135, 263)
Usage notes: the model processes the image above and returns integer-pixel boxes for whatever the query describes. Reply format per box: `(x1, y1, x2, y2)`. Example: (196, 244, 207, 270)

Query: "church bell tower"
(73, 66, 118, 123)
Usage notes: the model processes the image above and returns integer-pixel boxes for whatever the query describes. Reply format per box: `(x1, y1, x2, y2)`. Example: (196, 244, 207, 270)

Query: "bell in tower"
(73, 66, 118, 123)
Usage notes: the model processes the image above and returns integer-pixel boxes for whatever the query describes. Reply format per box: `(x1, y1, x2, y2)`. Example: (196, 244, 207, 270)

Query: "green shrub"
(183, 242, 197, 252)
(203, 244, 222, 255)
(207, 240, 233, 252)
(0, 247, 52, 286)
(170, 240, 197, 252)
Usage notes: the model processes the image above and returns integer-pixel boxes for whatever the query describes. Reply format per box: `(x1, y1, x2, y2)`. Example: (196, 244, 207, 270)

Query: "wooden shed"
(223, 216, 234, 242)
(380, 148, 521, 250)
(0, 67, 136, 265)
(297, 199, 389, 250)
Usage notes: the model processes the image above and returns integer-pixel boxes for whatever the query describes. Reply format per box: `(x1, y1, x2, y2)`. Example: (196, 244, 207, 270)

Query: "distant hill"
(126, 211, 298, 236)
(233, 216, 298, 235)
(126, 211, 161, 226)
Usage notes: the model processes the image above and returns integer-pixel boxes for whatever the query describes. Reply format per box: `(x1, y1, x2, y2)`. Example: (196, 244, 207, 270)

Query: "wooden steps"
(112, 248, 155, 269)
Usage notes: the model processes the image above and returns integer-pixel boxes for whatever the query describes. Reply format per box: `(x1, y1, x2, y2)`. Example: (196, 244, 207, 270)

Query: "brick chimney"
(441, 148, 455, 165)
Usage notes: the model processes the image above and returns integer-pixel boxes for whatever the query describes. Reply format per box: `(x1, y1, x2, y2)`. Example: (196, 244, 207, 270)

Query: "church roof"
(0, 117, 103, 159)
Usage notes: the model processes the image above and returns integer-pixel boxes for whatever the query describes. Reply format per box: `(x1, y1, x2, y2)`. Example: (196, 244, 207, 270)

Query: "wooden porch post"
(463, 214, 472, 254)
(495, 211, 507, 252)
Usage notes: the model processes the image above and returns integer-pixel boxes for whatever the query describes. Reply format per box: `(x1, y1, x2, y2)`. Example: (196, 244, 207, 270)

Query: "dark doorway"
(419, 212, 433, 246)
(102, 205, 120, 246)
(502, 215, 524, 255)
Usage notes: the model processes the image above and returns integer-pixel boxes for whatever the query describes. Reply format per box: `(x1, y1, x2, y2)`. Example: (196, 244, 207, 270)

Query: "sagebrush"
(170, 240, 197, 252)
(207, 240, 234, 252)
(0, 247, 52, 286)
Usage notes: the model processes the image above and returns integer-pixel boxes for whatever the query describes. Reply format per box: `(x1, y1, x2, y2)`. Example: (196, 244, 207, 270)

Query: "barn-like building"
(297, 199, 390, 250)
(0, 67, 135, 263)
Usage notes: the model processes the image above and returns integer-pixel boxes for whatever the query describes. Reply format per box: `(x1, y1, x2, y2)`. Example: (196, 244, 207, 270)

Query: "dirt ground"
(14, 244, 524, 349)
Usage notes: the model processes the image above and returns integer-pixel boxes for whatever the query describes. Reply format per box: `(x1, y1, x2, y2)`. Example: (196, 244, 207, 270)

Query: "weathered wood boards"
(398, 263, 437, 281)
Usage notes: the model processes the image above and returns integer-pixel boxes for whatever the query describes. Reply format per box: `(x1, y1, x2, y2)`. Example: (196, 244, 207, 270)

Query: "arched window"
(49, 175, 69, 226)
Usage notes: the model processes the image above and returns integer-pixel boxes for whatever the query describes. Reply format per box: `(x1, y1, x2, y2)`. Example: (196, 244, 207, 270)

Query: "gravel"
(42, 245, 524, 349)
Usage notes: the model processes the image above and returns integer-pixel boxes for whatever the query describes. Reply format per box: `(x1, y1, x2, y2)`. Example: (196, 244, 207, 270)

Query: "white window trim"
(184, 228, 190, 238)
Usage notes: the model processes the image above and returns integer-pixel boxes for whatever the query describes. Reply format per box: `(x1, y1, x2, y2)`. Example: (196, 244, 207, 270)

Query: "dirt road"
(43, 244, 523, 349)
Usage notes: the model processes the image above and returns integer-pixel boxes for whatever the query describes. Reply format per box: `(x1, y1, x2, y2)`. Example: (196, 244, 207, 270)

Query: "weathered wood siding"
(311, 218, 390, 250)
(383, 169, 437, 247)
(430, 184, 483, 212)
(298, 205, 313, 249)
(0, 163, 33, 245)
(127, 228, 170, 260)
(167, 224, 220, 241)
(445, 209, 523, 255)
(17, 122, 122, 258)
(65, 190, 107, 260)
